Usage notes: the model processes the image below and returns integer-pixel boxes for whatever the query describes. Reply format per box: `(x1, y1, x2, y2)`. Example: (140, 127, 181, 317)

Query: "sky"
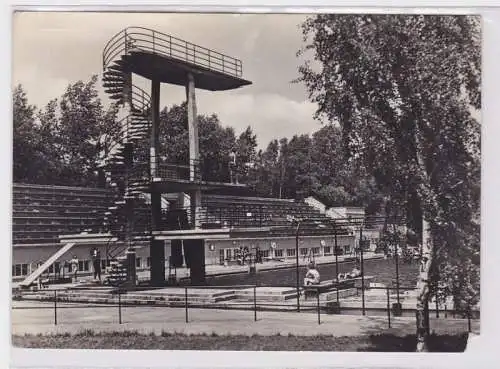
(12, 12, 322, 149)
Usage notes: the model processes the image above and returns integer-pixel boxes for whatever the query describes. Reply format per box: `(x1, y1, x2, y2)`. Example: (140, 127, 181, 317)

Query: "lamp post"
(295, 220, 301, 312)
(395, 228, 401, 305)
(334, 221, 339, 302)
(360, 225, 365, 316)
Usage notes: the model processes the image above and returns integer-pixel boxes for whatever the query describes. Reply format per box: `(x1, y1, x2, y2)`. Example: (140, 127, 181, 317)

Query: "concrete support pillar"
(151, 192, 162, 231)
(124, 72, 133, 107)
(123, 72, 133, 145)
(150, 79, 160, 178)
(189, 190, 202, 229)
(186, 73, 200, 179)
(186, 72, 202, 229)
(97, 169, 106, 188)
(150, 239, 165, 286)
(184, 239, 206, 285)
(125, 248, 137, 287)
(148, 79, 164, 287)
(171, 240, 184, 268)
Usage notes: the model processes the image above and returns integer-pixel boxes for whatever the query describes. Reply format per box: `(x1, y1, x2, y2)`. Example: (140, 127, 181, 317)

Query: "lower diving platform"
(152, 227, 271, 241)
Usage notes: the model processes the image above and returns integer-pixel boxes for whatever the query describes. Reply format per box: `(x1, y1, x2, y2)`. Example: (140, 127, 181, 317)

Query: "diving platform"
(103, 27, 252, 92)
(151, 177, 247, 193)
(124, 51, 252, 91)
(59, 232, 117, 244)
(152, 226, 271, 241)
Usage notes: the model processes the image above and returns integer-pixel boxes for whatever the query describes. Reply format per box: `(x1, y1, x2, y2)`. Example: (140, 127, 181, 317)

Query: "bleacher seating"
(12, 183, 113, 245)
(200, 194, 340, 236)
(13, 183, 345, 245)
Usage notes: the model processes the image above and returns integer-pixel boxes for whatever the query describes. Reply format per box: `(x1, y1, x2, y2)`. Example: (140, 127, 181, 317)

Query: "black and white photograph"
(11, 11, 480, 353)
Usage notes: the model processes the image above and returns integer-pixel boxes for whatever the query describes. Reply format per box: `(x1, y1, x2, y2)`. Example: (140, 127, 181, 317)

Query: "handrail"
(102, 83, 152, 158)
(103, 27, 243, 78)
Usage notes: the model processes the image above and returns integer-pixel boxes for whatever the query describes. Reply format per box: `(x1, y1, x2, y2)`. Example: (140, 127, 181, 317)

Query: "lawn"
(12, 330, 469, 352)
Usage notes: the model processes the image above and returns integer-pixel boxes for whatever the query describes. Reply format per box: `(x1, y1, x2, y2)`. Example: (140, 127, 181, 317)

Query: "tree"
(13, 77, 120, 187)
(60, 75, 119, 186)
(198, 114, 236, 182)
(255, 139, 281, 197)
(34, 99, 62, 184)
(277, 138, 289, 198)
(234, 126, 258, 184)
(158, 103, 237, 182)
(297, 14, 480, 351)
(13, 85, 38, 183)
(309, 124, 385, 211)
(283, 134, 314, 199)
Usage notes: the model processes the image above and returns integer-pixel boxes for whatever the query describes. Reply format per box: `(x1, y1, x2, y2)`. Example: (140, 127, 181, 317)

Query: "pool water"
(205, 257, 419, 289)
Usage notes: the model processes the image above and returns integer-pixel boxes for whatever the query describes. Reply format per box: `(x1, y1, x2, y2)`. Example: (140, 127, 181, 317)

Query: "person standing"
(70, 255, 79, 282)
(90, 247, 102, 282)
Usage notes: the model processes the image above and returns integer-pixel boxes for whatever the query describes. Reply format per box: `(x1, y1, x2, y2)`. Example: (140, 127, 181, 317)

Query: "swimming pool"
(205, 257, 419, 289)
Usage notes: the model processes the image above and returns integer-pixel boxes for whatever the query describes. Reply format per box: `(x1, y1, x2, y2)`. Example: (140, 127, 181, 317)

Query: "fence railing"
(136, 159, 234, 184)
(159, 205, 341, 231)
(103, 27, 243, 78)
(12, 285, 478, 332)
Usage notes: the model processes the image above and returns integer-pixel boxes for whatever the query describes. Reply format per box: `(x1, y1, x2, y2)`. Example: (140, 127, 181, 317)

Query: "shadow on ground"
(359, 333, 469, 352)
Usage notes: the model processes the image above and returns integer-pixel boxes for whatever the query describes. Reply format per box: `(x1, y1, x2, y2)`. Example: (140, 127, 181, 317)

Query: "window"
(136, 257, 141, 268)
(300, 248, 308, 256)
(78, 260, 89, 272)
(312, 247, 320, 255)
(146, 257, 151, 267)
(48, 262, 61, 274)
(344, 245, 351, 254)
(287, 249, 296, 257)
(261, 249, 269, 258)
(324, 246, 331, 255)
(12, 264, 29, 276)
(275, 249, 283, 257)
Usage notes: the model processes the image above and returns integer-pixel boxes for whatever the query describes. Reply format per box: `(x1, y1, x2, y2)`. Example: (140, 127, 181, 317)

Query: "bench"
(303, 278, 360, 300)
(303, 279, 336, 299)
(337, 279, 356, 289)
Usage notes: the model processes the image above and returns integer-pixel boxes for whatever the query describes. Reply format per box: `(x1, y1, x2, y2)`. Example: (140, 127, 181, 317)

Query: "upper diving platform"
(103, 27, 252, 91)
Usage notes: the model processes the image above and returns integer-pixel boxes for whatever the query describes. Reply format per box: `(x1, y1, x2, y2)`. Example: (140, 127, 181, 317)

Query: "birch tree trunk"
(416, 217, 433, 352)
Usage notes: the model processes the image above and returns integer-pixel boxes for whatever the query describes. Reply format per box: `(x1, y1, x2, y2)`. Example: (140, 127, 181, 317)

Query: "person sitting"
(349, 266, 361, 279)
(303, 262, 320, 286)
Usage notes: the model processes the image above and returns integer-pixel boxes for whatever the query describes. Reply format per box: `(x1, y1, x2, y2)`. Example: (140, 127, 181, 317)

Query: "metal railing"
(157, 159, 202, 182)
(12, 285, 478, 334)
(102, 86, 151, 162)
(103, 27, 243, 78)
(158, 206, 377, 233)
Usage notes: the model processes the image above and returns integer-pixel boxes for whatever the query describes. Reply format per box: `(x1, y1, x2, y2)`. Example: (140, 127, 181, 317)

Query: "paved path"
(12, 300, 478, 337)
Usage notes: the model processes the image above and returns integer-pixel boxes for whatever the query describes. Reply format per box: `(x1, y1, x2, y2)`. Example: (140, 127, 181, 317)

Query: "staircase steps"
(235, 287, 299, 302)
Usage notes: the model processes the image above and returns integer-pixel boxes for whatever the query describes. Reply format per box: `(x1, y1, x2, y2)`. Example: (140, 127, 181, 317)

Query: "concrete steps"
(236, 287, 299, 302)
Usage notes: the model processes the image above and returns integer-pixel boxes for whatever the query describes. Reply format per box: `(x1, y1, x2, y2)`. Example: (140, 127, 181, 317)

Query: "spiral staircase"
(99, 40, 155, 286)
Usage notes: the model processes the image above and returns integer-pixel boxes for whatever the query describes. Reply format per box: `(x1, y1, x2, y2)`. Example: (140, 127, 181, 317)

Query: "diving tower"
(101, 27, 253, 286)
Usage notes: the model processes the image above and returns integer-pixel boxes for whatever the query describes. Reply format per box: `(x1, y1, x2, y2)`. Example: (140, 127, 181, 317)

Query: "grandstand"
(12, 183, 357, 280)
(12, 27, 363, 288)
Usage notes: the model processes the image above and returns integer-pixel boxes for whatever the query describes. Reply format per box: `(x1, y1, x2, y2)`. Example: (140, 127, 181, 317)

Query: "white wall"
(204, 234, 355, 266)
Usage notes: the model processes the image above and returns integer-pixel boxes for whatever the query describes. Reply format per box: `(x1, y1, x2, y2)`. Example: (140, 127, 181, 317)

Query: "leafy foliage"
(157, 102, 237, 182)
(13, 77, 120, 186)
(296, 14, 481, 337)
